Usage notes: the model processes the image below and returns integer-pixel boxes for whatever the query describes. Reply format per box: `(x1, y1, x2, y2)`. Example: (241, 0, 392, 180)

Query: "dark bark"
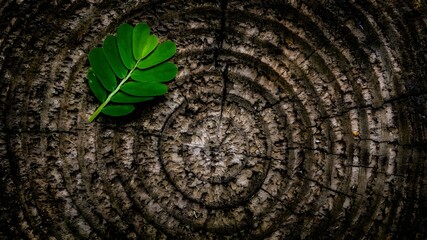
(0, 0, 426, 239)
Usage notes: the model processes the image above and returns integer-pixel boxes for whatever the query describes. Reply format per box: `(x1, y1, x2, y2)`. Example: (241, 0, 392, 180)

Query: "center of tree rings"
(159, 94, 271, 208)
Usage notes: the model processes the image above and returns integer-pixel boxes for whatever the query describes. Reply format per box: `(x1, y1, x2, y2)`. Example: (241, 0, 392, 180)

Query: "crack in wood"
(218, 63, 229, 136)
(212, 0, 228, 66)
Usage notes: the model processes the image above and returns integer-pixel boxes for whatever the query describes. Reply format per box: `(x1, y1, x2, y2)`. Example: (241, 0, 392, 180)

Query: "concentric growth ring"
(159, 93, 271, 207)
(0, 0, 426, 239)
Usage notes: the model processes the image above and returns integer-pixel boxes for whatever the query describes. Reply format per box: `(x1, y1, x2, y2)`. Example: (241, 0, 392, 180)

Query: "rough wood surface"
(0, 0, 426, 239)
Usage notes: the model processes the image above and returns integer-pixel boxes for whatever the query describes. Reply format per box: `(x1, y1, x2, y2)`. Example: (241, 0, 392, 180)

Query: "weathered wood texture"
(0, 0, 426, 239)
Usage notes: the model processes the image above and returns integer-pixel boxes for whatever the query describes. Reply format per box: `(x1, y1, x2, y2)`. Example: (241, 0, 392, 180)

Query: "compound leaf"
(87, 22, 177, 122)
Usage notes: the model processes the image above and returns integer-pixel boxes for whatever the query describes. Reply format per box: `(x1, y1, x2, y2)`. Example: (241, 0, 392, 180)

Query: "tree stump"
(0, 0, 426, 239)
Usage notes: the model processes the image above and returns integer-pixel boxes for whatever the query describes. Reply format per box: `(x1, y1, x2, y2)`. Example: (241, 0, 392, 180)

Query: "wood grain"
(0, 0, 426, 239)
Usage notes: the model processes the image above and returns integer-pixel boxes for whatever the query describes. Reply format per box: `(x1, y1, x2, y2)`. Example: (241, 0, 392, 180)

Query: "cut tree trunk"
(0, 0, 426, 239)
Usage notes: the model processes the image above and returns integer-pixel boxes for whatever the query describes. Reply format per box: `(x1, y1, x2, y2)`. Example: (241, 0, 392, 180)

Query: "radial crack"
(218, 64, 229, 134)
(213, 0, 228, 66)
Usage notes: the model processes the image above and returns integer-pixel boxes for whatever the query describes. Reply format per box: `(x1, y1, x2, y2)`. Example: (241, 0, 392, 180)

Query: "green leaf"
(137, 40, 176, 69)
(87, 22, 178, 122)
(88, 48, 117, 91)
(101, 104, 135, 116)
(131, 62, 177, 82)
(140, 35, 158, 60)
(87, 68, 107, 102)
(111, 92, 153, 103)
(103, 35, 128, 79)
(132, 22, 150, 60)
(117, 23, 136, 69)
(121, 82, 168, 96)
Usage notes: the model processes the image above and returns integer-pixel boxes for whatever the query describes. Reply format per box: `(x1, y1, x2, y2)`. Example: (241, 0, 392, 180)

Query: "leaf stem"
(88, 63, 139, 122)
